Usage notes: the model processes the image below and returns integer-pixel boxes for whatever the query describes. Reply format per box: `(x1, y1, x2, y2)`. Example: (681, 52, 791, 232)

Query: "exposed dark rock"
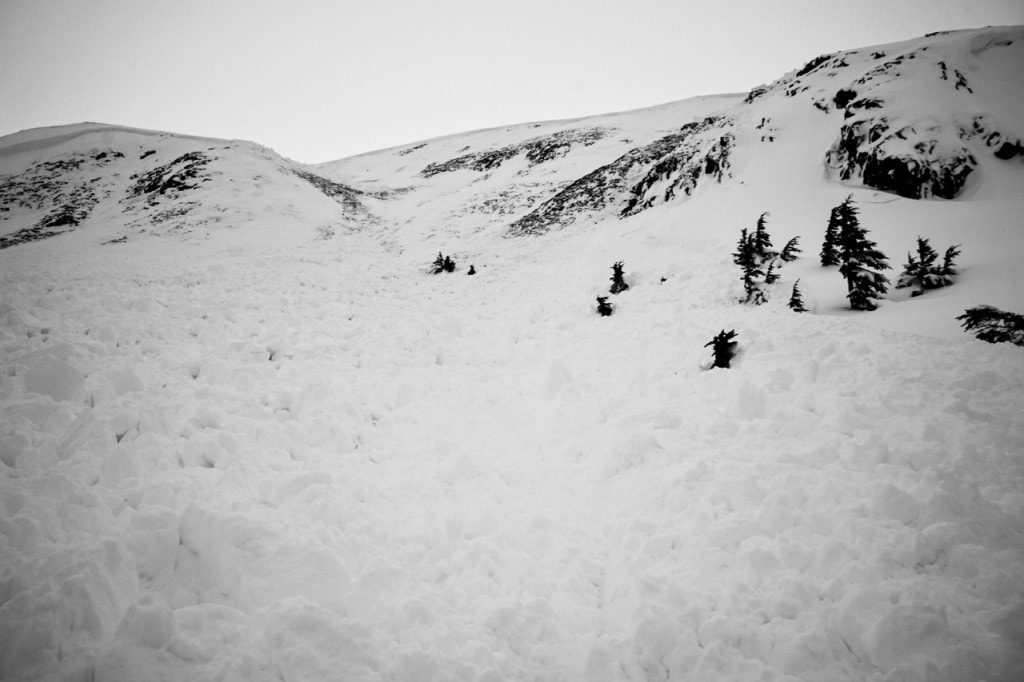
(421, 128, 607, 178)
(827, 117, 977, 199)
(506, 118, 732, 237)
(128, 151, 211, 203)
(796, 54, 834, 77)
(0, 149, 120, 248)
(834, 88, 858, 109)
(291, 168, 368, 215)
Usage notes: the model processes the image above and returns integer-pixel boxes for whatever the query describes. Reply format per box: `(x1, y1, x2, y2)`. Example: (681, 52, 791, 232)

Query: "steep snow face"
(1, 26, 1024, 682)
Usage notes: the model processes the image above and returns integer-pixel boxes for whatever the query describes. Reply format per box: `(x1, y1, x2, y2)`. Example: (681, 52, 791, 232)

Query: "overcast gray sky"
(2, 0, 1022, 163)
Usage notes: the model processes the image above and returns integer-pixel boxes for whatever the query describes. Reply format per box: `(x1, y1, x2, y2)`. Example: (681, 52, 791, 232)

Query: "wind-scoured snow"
(1, 26, 1023, 682)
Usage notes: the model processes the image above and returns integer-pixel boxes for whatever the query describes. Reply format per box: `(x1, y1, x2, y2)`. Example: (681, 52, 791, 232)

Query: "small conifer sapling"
(752, 212, 778, 262)
(609, 261, 629, 294)
(596, 296, 614, 317)
(705, 329, 739, 369)
(467, 264, 476, 275)
(432, 252, 446, 274)
(780, 236, 802, 262)
(788, 279, 808, 312)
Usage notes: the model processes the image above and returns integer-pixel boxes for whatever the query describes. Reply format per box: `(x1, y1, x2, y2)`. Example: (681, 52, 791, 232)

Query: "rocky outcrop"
(825, 116, 978, 199)
(506, 117, 732, 236)
(0, 150, 121, 249)
(421, 128, 608, 178)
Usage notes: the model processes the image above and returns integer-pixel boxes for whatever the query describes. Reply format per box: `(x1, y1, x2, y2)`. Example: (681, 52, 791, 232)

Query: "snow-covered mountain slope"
(1, 26, 1023, 682)
(0, 123, 375, 250)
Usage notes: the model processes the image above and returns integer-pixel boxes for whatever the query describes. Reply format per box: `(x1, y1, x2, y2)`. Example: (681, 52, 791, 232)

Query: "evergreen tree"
(609, 261, 629, 294)
(957, 305, 1024, 346)
(705, 329, 739, 369)
(764, 259, 781, 285)
(732, 228, 752, 266)
(431, 252, 457, 274)
(752, 212, 777, 263)
(596, 296, 614, 317)
(467, 264, 476, 275)
(780, 236, 802, 262)
(738, 237, 766, 304)
(820, 206, 841, 266)
(788, 279, 808, 312)
(835, 196, 890, 310)
(432, 252, 446, 274)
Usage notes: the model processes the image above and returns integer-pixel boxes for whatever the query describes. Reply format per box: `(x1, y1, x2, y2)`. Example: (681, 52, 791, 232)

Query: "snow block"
(23, 356, 84, 402)
(127, 505, 180, 580)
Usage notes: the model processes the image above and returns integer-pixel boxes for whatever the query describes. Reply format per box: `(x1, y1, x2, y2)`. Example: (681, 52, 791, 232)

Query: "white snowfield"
(2, 26, 1023, 682)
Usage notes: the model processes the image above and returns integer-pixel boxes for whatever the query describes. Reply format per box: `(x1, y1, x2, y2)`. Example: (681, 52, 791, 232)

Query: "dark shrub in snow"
(596, 296, 613, 317)
(895, 238, 959, 296)
(432, 252, 456, 274)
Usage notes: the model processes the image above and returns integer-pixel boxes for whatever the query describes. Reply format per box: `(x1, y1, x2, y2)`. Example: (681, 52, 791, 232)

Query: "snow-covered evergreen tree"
(788, 279, 808, 312)
(896, 237, 960, 296)
(820, 206, 841, 266)
(835, 196, 890, 310)
(609, 261, 629, 294)
(705, 329, 738, 369)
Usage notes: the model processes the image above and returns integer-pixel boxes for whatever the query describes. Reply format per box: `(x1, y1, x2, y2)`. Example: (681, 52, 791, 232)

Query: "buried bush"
(609, 261, 629, 294)
(956, 305, 1024, 346)
(705, 329, 739, 369)
(596, 296, 614, 317)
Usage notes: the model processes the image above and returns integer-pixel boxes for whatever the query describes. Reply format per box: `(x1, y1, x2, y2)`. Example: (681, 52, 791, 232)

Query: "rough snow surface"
(2, 228, 1023, 681)
(2, 24, 1024, 682)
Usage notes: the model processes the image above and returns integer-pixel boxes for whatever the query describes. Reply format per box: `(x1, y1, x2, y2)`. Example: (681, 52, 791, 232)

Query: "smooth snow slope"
(2, 26, 1024, 682)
